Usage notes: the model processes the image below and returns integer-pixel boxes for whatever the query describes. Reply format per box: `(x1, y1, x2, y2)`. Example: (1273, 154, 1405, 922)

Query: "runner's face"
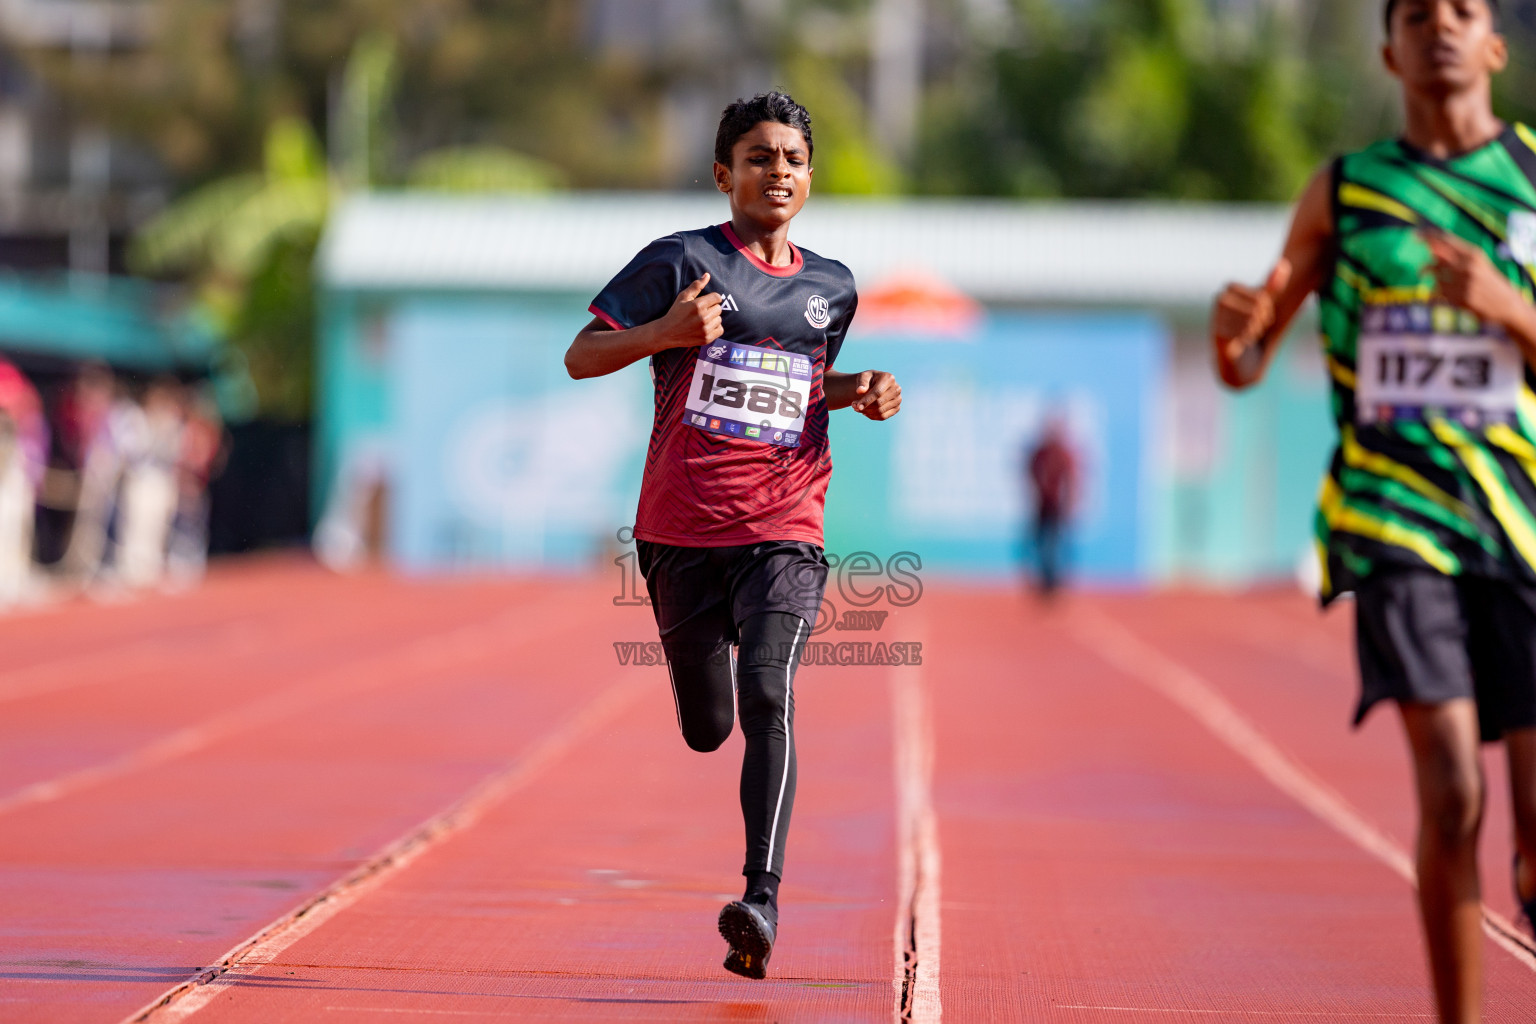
(714, 122, 813, 230)
(1384, 0, 1506, 92)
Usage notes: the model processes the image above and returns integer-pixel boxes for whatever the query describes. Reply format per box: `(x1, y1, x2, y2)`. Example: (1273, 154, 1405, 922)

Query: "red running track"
(1, 558, 1535, 1022)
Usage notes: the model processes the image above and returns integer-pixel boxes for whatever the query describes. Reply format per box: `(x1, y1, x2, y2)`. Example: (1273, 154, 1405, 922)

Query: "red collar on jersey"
(719, 222, 804, 278)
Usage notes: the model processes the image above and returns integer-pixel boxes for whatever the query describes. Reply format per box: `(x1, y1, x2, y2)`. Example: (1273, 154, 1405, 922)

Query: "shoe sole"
(718, 902, 773, 980)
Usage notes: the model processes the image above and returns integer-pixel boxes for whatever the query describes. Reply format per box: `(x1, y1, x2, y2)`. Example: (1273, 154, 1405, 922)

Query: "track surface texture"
(2, 558, 1535, 1022)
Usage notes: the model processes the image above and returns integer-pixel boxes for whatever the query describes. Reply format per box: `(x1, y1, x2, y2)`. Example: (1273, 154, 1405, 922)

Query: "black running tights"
(665, 611, 809, 879)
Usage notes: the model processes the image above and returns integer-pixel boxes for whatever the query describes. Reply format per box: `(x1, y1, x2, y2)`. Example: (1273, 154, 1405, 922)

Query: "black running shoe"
(718, 900, 776, 979)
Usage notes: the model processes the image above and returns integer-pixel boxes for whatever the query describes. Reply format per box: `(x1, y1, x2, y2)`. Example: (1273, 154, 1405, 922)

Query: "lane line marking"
(0, 635, 222, 706)
(0, 591, 587, 817)
(119, 674, 650, 1024)
(892, 656, 941, 1024)
(323, 1011, 506, 1017)
(0, 599, 472, 707)
(1070, 605, 1536, 974)
(1054, 1006, 1432, 1018)
(0, 575, 392, 705)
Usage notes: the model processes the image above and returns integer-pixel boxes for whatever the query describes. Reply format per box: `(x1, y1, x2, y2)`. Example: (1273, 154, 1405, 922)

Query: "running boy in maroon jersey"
(565, 92, 902, 979)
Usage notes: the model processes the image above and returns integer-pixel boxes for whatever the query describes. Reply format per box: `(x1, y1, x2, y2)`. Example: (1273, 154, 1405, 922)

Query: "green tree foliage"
(122, 32, 565, 420)
(915, 0, 1347, 200)
(130, 115, 329, 420)
(21, 1, 665, 190)
(786, 54, 904, 195)
(27, 0, 1536, 423)
(1493, 7, 1536, 131)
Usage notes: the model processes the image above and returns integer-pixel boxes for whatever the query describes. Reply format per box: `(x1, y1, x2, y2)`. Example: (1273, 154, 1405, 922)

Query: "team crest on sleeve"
(804, 295, 831, 329)
(1508, 211, 1536, 266)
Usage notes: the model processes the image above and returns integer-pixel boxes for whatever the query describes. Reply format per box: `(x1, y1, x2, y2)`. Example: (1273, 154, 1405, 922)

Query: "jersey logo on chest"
(804, 294, 830, 329)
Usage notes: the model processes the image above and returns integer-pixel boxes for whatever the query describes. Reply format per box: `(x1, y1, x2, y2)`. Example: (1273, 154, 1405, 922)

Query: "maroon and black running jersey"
(590, 223, 858, 547)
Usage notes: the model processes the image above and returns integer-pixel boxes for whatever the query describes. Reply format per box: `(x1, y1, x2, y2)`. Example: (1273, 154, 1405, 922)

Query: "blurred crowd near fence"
(4, 0, 1534, 592)
(0, 356, 224, 606)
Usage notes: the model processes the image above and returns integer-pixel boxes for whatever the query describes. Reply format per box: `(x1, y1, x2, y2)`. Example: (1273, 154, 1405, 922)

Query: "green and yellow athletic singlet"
(1317, 124, 1536, 602)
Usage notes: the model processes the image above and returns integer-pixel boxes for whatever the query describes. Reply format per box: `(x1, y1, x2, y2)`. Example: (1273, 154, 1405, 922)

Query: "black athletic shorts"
(636, 540, 829, 663)
(1355, 568, 1536, 742)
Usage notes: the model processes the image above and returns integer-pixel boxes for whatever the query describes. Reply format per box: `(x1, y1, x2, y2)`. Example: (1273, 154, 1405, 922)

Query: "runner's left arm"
(1422, 232, 1536, 371)
(826, 369, 901, 419)
(1211, 165, 1333, 390)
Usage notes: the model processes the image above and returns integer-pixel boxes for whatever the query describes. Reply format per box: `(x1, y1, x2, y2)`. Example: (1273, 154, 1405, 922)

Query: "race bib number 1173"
(1356, 302, 1524, 427)
(683, 340, 812, 447)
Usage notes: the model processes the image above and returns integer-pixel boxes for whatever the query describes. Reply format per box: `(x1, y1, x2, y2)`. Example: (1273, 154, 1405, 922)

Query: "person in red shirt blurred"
(168, 386, 225, 582)
(1027, 415, 1078, 598)
(0, 358, 47, 603)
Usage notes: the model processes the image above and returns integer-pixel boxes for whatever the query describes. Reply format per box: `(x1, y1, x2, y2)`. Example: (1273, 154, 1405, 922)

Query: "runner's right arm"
(565, 274, 724, 379)
(1211, 166, 1334, 390)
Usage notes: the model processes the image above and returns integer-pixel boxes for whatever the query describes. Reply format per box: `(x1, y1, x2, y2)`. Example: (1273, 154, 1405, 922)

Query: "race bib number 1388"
(684, 340, 812, 447)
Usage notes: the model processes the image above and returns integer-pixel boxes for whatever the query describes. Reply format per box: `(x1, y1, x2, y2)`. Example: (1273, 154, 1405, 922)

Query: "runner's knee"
(680, 706, 733, 752)
(737, 676, 792, 736)
(667, 645, 736, 752)
(1420, 766, 1484, 847)
(736, 613, 806, 734)
(1403, 701, 1485, 847)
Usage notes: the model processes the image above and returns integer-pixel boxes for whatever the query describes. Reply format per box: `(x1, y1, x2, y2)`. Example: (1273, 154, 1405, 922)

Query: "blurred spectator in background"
(116, 378, 184, 589)
(312, 440, 391, 572)
(0, 411, 29, 603)
(56, 364, 115, 479)
(168, 388, 225, 584)
(64, 372, 134, 583)
(1026, 415, 1079, 599)
(0, 360, 48, 605)
(51, 369, 222, 595)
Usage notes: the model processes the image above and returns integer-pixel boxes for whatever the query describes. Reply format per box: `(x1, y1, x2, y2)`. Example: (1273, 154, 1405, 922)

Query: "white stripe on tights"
(762, 619, 805, 870)
(665, 661, 684, 734)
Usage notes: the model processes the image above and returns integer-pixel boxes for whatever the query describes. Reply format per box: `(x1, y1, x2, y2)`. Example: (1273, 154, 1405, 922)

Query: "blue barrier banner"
(390, 299, 645, 571)
(826, 313, 1168, 583)
(388, 300, 1166, 580)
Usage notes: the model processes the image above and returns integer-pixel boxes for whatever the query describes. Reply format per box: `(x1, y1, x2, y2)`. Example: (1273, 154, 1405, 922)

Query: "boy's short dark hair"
(1384, 0, 1500, 32)
(714, 92, 813, 167)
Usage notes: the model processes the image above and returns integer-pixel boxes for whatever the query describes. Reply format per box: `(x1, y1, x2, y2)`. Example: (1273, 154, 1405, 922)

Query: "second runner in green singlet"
(1213, 2, 1536, 1021)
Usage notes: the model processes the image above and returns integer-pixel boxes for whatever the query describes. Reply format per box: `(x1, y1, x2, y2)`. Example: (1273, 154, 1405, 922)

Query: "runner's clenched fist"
(657, 274, 724, 349)
(1212, 260, 1291, 387)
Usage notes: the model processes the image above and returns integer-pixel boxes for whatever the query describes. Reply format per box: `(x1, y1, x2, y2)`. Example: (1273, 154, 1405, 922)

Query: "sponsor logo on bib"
(804, 294, 831, 329)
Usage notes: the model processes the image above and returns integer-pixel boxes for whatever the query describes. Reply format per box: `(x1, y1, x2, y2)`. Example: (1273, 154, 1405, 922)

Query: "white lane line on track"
(323, 1010, 504, 1017)
(893, 657, 942, 1024)
(120, 674, 650, 1024)
(1070, 606, 1536, 974)
(1055, 1007, 1432, 1018)
(0, 636, 211, 706)
(0, 593, 585, 817)
(0, 580, 349, 706)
